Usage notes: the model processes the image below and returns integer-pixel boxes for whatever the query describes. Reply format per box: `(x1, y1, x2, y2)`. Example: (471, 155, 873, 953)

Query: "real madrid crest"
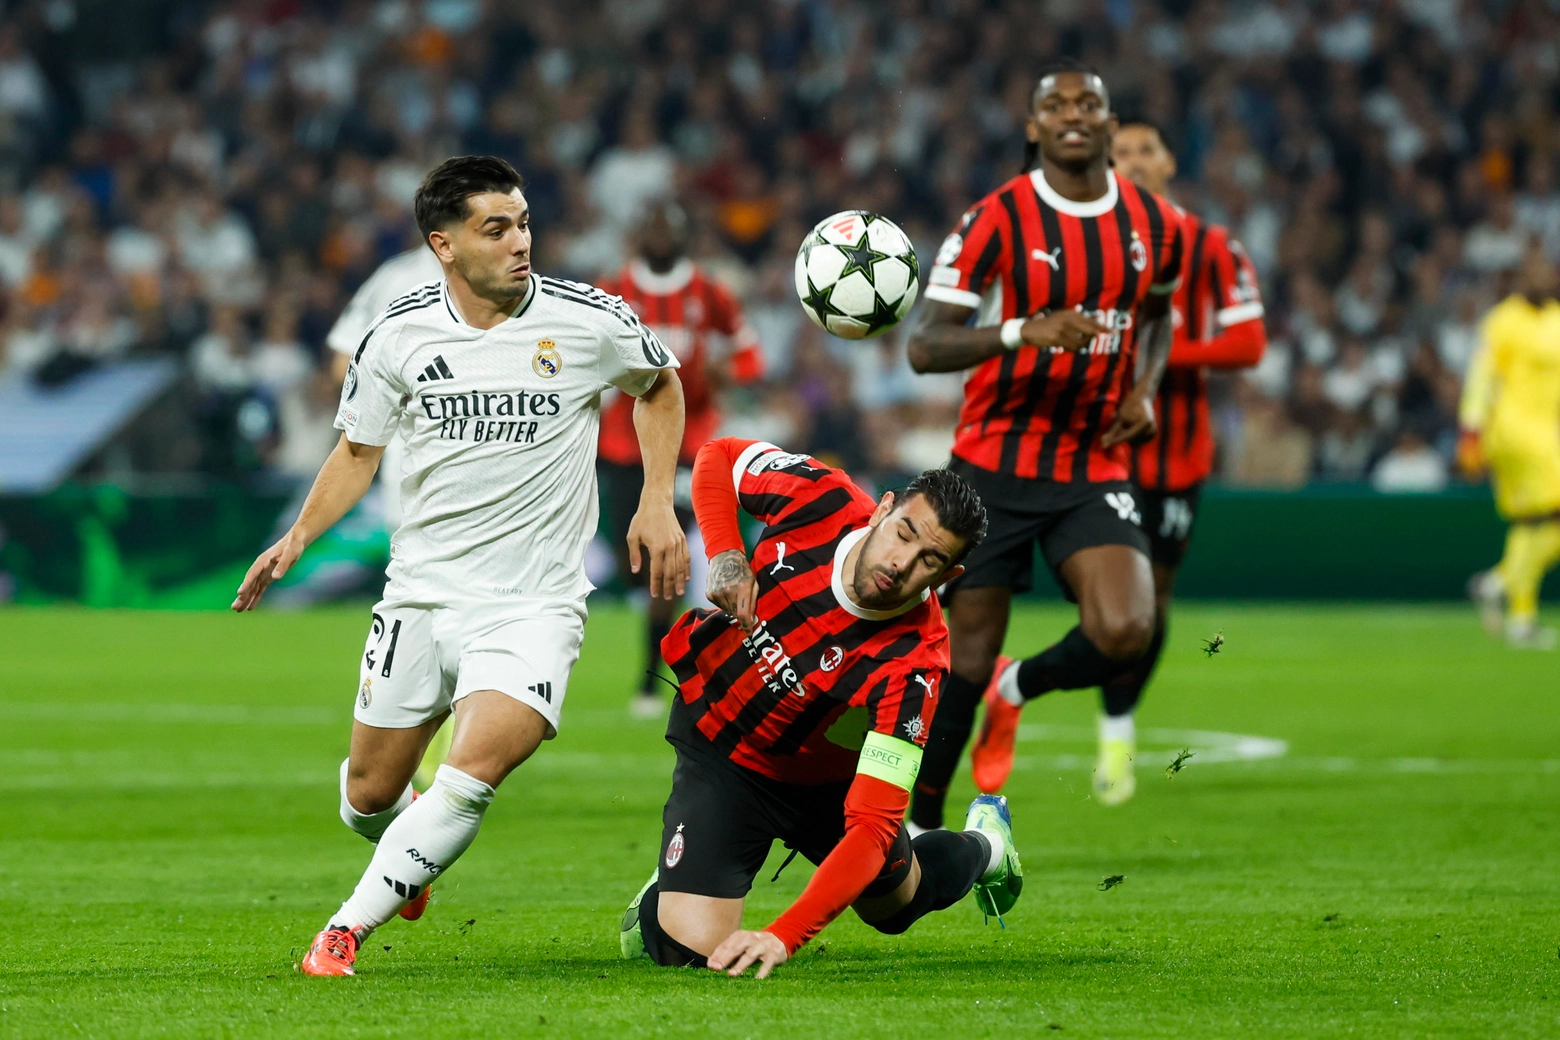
(533, 339, 562, 378)
(358, 678, 372, 709)
(1129, 230, 1149, 273)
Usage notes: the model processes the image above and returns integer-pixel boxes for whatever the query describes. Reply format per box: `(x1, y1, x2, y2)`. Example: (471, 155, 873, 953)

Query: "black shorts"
(1135, 483, 1203, 569)
(597, 460, 694, 582)
(946, 458, 1151, 602)
(656, 734, 912, 900)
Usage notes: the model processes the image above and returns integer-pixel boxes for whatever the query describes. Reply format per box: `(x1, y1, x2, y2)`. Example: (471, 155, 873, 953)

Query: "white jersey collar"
(628, 257, 696, 296)
(442, 275, 536, 326)
(1030, 168, 1119, 218)
(831, 526, 930, 621)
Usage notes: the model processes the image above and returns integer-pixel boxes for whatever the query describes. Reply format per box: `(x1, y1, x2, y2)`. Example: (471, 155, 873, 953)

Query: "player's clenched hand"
(1101, 387, 1157, 448)
(231, 530, 307, 612)
(708, 929, 788, 979)
(707, 549, 758, 631)
(1022, 310, 1105, 352)
(628, 503, 689, 601)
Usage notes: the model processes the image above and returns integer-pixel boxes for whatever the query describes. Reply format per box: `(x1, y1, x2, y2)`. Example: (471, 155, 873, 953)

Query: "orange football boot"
(397, 791, 431, 921)
(300, 926, 360, 976)
(970, 656, 1020, 794)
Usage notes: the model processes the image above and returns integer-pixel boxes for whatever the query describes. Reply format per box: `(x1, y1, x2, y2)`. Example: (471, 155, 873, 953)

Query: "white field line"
(8, 752, 673, 790)
(0, 702, 338, 725)
(1015, 724, 1560, 775)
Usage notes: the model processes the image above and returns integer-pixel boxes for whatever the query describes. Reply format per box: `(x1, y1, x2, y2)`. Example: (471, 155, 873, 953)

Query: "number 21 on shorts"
(364, 612, 403, 678)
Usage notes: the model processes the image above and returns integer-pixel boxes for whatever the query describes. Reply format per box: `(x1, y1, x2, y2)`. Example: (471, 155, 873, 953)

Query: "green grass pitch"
(1, 601, 1556, 1038)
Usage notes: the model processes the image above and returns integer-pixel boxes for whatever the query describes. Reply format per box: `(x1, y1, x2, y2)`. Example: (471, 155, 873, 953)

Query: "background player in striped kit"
(597, 202, 766, 717)
(619, 438, 1022, 978)
(1091, 119, 1268, 804)
(905, 62, 1185, 830)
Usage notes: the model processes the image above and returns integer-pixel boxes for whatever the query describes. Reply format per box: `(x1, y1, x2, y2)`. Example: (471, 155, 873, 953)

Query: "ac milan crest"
(1129, 235, 1148, 273)
(665, 823, 685, 868)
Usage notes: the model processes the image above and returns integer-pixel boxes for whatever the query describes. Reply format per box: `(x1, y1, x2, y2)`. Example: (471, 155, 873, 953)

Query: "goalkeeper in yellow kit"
(1460, 242, 1560, 649)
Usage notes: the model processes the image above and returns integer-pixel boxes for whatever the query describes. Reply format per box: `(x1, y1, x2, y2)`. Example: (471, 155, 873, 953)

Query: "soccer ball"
(794, 211, 920, 339)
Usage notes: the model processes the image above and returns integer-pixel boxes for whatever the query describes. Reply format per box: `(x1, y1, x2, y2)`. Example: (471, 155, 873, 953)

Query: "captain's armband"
(856, 731, 923, 791)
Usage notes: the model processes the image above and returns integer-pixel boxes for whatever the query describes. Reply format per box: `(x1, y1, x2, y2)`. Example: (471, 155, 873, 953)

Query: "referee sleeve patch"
(856, 731, 922, 791)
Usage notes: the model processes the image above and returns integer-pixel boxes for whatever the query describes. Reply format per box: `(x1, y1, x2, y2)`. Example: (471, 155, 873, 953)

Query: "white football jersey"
(326, 247, 445, 356)
(335, 275, 679, 608)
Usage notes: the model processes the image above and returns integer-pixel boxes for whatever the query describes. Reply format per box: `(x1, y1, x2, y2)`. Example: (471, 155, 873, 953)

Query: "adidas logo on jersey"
(528, 681, 553, 703)
(416, 356, 456, 383)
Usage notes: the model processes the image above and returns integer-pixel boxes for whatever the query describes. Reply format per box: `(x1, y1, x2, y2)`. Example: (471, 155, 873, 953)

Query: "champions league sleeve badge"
(532, 339, 562, 378)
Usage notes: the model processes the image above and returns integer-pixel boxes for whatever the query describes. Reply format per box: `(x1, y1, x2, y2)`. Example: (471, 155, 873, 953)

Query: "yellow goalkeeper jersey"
(1459, 294, 1560, 456)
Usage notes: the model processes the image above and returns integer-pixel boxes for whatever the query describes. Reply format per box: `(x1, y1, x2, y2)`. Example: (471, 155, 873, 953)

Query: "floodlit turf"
(1, 601, 1556, 1038)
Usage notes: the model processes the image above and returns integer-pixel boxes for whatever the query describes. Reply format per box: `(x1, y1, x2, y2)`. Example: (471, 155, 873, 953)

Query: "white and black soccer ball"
(794, 210, 919, 340)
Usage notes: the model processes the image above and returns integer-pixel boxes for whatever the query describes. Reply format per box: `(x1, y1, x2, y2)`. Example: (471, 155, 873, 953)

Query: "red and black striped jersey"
(597, 258, 763, 465)
(1132, 212, 1266, 492)
(926, 169, 1185, 483)
(662, 441, 947, 786)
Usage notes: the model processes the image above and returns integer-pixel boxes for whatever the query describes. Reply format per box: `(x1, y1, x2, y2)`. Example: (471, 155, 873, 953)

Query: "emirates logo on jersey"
(739, 620, 803, 697)
(820, 646, 845, 672)
(1129, 235, 1149, 273)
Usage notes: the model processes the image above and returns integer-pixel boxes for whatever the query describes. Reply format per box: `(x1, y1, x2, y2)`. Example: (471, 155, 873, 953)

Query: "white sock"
(338, 758, 414, 843)
(968, 826, 1006, 878)
(328, 764, 495, 935)
(996, 661, 1024, 707)
(1099, 712, 1135, 745)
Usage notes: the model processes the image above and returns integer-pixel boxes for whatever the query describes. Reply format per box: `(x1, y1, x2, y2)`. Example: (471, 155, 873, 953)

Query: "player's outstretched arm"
(628, 368, 689, 601)
(231, 435, 384, 612)
(1103, 291, 1173, 449)
(907, 300, 1106, 373)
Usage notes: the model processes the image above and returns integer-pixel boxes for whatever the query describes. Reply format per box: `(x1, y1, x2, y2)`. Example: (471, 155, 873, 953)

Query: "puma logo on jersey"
(1032, 246, 1062, 270)
(415, 355, 456, 383)
(771, 543, 796, 575)
(912, 674, 936, 697)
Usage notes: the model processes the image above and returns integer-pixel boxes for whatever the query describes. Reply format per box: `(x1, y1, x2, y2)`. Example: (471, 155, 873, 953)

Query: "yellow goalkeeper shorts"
(1490, 446, 1560, 520)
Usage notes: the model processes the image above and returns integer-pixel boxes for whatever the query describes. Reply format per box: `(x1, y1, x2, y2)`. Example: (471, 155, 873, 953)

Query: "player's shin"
(326, 764, 495, 937)
(909, 671, 984, 831)
(863, 830, 992, 935)
(338, 758, 414, 843)
(1011, 626, 1130, 699)
(1099, 618, 1166, 717)
(627, 879, 706, 967)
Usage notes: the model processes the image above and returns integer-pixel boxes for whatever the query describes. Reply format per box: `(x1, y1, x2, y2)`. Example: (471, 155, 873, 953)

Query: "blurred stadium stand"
(0, 0, 1554, 603)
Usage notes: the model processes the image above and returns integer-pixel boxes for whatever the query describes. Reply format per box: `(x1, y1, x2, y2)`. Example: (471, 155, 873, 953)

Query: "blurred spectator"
(0, 0, 1547, 495)
(1372, 428, 1450, 493)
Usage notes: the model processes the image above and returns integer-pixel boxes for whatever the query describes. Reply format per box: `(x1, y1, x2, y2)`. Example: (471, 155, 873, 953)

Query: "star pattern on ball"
(802, 258, 846, 320)
(861, 288, 904, 333)
(834, 230, 889, 283)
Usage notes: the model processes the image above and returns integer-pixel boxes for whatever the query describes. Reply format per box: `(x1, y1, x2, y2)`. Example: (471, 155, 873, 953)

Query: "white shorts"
(352, 601, 586, 738)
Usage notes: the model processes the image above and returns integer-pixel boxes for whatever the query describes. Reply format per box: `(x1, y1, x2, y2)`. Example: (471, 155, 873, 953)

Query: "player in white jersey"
(231, 156, 689, 977)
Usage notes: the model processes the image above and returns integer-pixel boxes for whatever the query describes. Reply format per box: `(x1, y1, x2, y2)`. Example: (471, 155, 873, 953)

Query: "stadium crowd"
(0, 0, 1554, 492)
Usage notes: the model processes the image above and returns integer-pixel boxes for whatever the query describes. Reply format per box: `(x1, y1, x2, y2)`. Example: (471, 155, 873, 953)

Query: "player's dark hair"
(414, 156, 526, 239)
(903, 469, 988, 566)
(1022, 57, 1109, 173)
(1116, 113, 1174, 155)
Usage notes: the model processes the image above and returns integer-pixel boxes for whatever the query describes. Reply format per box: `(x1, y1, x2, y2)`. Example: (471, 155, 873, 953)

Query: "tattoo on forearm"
(708, 552, 751, 593)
